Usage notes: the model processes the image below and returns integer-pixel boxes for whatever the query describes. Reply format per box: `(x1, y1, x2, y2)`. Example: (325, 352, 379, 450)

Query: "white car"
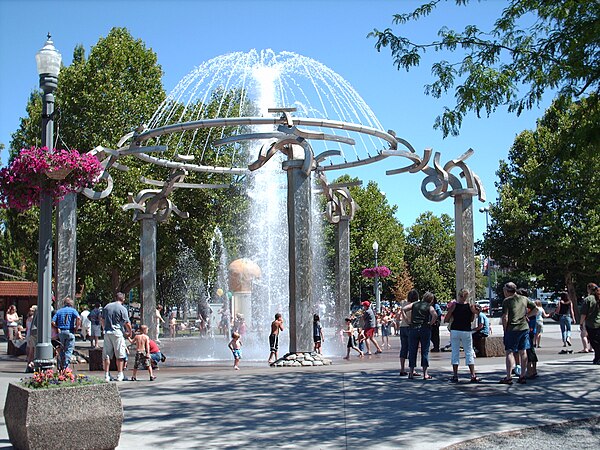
(476, 300, 490, 313)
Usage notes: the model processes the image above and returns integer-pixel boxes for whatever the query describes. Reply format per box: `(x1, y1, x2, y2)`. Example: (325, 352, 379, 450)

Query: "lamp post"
(34, 34, 61, 370)
(479, 205, 491, 301)
(373, 241, 380, 313)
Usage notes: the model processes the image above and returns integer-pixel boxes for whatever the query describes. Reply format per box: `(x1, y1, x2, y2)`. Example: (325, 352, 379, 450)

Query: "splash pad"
(88, 50, 484, 362)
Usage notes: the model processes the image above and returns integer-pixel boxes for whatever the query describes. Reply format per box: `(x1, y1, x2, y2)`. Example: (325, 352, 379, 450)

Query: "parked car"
(476, 299, 490, 313)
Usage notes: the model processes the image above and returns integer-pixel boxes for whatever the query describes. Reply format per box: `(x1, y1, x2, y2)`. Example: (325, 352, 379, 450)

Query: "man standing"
(268, 313, 284, 364)
(101, 292, 132, 382)
(361, 301, 383, 355)
(500, 282, 537, 384)
(580, 283, 600, 364)
(51, 297, 81, 370)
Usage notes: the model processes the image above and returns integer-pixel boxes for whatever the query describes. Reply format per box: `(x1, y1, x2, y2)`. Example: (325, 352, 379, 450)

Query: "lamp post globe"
(34, 34, 61, 371)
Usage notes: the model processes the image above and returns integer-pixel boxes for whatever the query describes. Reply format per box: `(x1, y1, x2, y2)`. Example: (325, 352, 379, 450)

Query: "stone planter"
(4, 381, 123, 450)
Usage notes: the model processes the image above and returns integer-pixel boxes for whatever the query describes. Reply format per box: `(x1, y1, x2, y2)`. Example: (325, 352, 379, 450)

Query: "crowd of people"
(5, 280, 599, 379)
(327, 281, 599, 382)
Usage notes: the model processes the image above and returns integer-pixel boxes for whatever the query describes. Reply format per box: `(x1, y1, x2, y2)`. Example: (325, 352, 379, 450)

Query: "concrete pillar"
(335, 217, 351, 326)
(454, 195, 476, 302)
(283, 158, 313, 353)
(56, 192, 77, 306)
(140, 217, 158, 340)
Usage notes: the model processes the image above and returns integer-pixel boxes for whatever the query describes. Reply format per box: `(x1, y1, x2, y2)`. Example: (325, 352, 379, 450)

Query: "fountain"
(87, 49, 485, 363)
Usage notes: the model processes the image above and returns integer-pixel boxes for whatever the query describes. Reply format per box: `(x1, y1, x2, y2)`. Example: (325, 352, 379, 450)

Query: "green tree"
(485, 94, 600, 302)
(323, 175, 406, 306)
(405, 211, 455, 302)
(370, 0, 600, 137)
(6, 28, 250, 299)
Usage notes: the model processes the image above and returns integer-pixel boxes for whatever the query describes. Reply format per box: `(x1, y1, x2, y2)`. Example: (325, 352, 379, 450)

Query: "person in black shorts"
(268, 313, 284, 364)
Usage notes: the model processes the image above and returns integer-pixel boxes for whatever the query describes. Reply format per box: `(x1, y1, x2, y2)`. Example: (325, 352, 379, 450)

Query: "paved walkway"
(0, 321, 599, 449)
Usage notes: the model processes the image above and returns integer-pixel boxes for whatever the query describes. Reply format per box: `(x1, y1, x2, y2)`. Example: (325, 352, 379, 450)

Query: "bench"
(473, 335, 504, 357)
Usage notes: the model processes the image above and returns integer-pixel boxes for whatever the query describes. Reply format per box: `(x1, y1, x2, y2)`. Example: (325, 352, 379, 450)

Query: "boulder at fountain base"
(270, 352, 332, 367)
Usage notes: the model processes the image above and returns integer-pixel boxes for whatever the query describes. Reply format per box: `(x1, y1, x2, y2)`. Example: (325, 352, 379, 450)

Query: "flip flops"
(499, 377, 513, 385)
(470, 376, 482, 383)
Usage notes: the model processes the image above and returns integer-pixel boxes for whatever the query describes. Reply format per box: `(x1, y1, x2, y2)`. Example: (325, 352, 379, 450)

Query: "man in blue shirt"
(472, 304, 490, 356)
(51, 297, 81, 370)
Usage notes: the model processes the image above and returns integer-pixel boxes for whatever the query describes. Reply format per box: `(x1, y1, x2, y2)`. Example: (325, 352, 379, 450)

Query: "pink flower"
(0, 146, 102, 212)
(361, 266, 391, 278)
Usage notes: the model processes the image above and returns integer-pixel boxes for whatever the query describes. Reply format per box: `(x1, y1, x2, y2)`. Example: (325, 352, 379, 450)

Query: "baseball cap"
(361, 301, 370, 308)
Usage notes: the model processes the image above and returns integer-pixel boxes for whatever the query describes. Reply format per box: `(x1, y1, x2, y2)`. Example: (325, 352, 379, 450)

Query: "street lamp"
(34, 34, 61, 370)
(373, 241, 380, 313)
(479, 205, 492, 301)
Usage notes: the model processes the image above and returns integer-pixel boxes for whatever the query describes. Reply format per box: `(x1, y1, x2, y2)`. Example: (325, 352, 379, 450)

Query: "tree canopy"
(484, 93, 600, 300)
(405, 211, 456, 302)
(370, 0, 600, 137)
(3, 28, 249, 301)
(322, 175, 406, 306)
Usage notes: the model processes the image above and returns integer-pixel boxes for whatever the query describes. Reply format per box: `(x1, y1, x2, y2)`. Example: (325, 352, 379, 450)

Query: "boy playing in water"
(343, 318, 363, 359)
(228, 331, 242, 370)
(131, 325, 156, 381)
(268, 313, 284, 364)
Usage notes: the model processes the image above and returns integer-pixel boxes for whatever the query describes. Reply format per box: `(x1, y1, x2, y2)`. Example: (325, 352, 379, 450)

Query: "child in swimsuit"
(228, 331, 242, 370)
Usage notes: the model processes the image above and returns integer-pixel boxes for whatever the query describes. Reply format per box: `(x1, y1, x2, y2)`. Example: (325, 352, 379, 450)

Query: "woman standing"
(557, 292, 575, 350)
(398, 290, 418, 376)
(5, 305, 19, 341)
(444, 289, 480, 383)
(403, 290, 438, 380)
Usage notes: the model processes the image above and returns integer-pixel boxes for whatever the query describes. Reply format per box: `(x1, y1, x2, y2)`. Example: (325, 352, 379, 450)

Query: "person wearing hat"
(361, 301, 383, 355)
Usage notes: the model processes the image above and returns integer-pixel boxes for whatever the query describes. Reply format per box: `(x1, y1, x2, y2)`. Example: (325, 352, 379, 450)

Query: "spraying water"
(155, 50, 386, 362)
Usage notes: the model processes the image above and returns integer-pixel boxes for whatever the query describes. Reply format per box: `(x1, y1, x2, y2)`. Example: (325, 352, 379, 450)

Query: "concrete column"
(283, 158, 313, 353)
(335, 217, 351, 326)
(140, 217, 158, 340)
(56, 192, 77, 306)
(454, 195, 476, 302)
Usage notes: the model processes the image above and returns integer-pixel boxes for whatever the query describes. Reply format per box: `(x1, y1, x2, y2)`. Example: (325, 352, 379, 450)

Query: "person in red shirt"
(148, 338, 166, 368)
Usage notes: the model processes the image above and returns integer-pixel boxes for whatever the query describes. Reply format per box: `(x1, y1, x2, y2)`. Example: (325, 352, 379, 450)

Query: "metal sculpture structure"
(383, 146, 486, 301)
(76, 50, 487, 353)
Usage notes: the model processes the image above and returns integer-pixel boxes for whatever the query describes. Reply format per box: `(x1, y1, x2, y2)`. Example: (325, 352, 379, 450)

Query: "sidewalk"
(0, 322, 598, 449)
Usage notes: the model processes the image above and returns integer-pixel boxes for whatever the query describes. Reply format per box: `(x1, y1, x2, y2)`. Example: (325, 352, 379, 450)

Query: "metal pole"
(374, 246, 380, 313)
(34, 73, 58, 370)
(485, 209, 492, 300)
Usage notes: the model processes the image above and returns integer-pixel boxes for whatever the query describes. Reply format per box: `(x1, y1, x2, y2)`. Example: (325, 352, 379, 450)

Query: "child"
(313, 314, 324, 354)
(130, 325, 156, 381)
(343, 318, 363, 359)
(228, 331, 242, 370)
(356, 327, 366, 353)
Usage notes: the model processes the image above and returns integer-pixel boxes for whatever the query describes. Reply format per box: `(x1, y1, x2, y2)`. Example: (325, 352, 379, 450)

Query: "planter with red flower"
(4, 368, 123, 450)
(0, 146, 102, 212)
(361, 266, 391, 279)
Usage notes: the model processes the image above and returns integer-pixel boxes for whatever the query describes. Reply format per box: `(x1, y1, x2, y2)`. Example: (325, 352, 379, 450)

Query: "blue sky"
(0, 0, 554, 240)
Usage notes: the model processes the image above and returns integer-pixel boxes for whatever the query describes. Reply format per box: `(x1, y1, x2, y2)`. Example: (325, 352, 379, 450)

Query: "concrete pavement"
(0, 320, 599, 449)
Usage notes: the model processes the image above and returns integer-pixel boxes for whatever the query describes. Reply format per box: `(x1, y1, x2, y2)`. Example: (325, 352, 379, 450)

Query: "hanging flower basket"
(0, 146, 102, 212)
(361, 266, 391, 278)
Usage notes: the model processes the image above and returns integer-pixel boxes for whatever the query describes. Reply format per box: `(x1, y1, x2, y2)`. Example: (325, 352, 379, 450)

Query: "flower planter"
(4, 381, 123, 450)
